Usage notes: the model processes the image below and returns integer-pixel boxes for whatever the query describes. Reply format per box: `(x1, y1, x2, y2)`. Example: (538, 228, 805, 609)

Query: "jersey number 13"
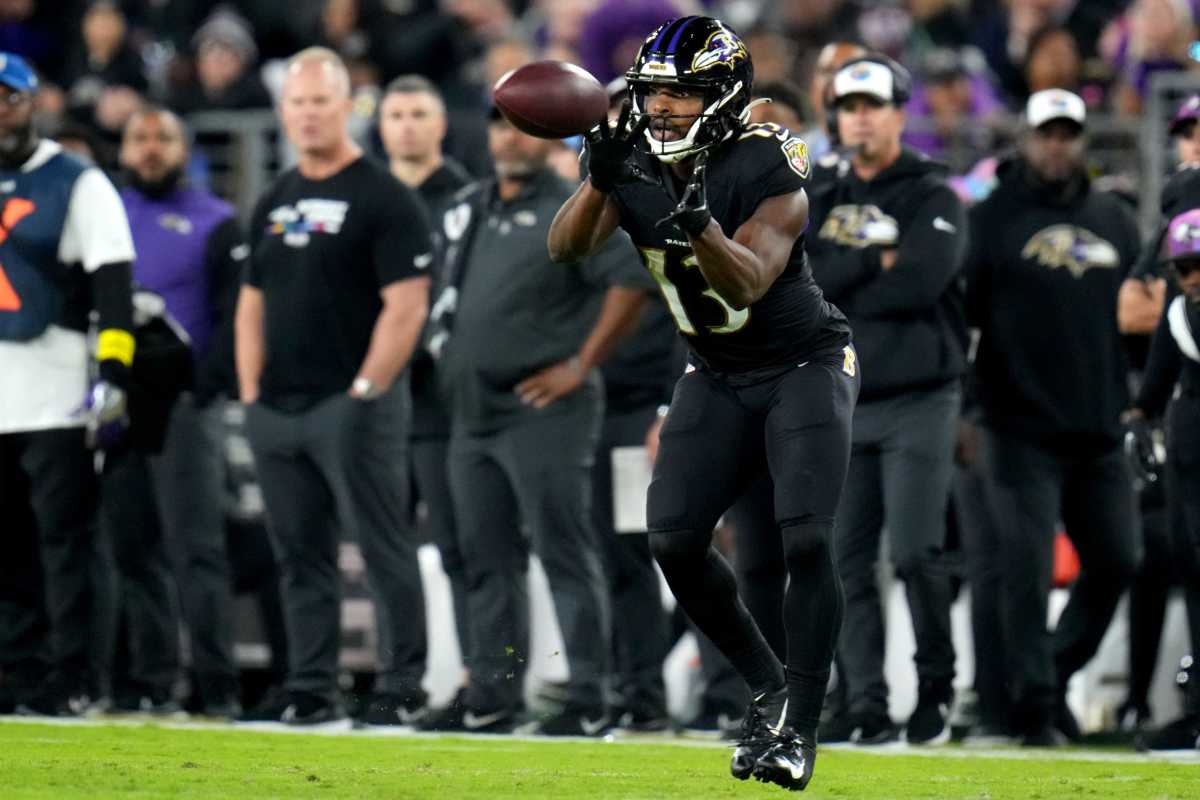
(639, 247, 749, 335)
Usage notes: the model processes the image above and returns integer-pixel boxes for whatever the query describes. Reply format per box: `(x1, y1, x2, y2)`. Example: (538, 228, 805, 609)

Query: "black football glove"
(584, 100, 653, 193)
(657, 150, 712, 237)
(1123, 411, 1160, 485)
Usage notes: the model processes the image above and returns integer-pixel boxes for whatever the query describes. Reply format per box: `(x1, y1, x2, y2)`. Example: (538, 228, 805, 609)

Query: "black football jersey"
(611, 123, 850, 374)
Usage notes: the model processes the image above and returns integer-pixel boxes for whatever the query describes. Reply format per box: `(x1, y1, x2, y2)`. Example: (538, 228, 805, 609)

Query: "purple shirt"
(121, 185, 234, 358)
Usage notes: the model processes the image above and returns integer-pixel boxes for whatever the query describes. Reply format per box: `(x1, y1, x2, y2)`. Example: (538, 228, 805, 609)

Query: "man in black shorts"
(549, 15, 857, 791)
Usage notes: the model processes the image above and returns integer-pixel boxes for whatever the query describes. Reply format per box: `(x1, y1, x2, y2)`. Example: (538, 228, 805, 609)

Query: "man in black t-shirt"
(234, 48, 433, 727)
(549, 17, 857, 791)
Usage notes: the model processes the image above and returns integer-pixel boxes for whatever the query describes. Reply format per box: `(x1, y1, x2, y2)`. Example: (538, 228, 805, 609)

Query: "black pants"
(411, 435, 467, 665)
(244, 385, 427, 703)
(953, 436, 1007, 728)
(648, 352, 859, 732)
(1166, 396, 1200, 713)
(100, 395, 239, 705)
(0, 428, 97, 689)
(983, 429, 1141, 730)
(450, 384, 608, 713)
(835, 384, 960, 715)
(591, 403, 670, 718)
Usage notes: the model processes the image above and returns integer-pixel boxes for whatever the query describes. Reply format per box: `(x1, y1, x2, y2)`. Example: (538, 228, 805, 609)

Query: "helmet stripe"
(650, 19, 676, 52)
(665, 16, 696, 55)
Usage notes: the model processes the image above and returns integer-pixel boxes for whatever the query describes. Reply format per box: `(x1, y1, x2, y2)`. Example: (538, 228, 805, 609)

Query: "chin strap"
(741, 97, 771, 123)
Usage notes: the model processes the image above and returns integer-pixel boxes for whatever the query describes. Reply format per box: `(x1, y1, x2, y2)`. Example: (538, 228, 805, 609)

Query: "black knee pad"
(781, 521, 833, 563)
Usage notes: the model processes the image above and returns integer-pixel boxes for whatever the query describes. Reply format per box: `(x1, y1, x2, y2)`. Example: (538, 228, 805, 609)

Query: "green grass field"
(0, 720, 1196, 799)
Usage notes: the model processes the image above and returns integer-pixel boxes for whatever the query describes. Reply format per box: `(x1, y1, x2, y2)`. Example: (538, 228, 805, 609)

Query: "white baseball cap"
(832, 60, 897, 104)
(1026, 89, 1085, 129)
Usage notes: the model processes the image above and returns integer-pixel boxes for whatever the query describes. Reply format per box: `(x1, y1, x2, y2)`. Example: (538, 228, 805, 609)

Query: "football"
(492, 60, 609, 139)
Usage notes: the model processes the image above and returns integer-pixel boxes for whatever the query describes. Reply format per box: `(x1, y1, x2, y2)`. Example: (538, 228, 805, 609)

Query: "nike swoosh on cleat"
(397, 706, 427, 725)
(933, 216, 957, 234)
(462, 710, 508, 730)
(580, 716, 609, 735)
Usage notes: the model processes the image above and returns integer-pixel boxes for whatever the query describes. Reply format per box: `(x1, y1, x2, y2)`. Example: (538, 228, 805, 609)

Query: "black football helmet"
(625, 16, 754, 163)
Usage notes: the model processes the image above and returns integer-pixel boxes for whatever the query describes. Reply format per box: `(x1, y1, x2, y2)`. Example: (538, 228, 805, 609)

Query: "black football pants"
(648, 352, 859, 733)
(244, 385, 427, 704)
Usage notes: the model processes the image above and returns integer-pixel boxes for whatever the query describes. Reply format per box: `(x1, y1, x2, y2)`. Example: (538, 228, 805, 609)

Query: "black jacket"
(966, 158, 1141, 452)
(807, 147, 968, 401)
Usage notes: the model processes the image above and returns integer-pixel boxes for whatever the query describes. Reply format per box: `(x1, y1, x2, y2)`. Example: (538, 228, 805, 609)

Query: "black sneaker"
(1054, 695, 1082, 743)
(682, 699, 743, 739)
(520, 706, 611, 737)
(961, 722, 1014, 747)
(752, 728, 817, 791)
(200, 698, 242, 721)
(730, 687, 787, 781)
(1116, 700, 1152, 734)
(239, 684, 291, 722)
(357, 690, 429, 727)
(1137, 713, 1200, 751)
(112, 689, 185, 717)
(1021, 723, 1067, 747)
(15, 672, 90, 718)
(417, 689, 469, 732)
(906, 685, 952, 745)
(460, 705, 518, 734)
(819, 709, 897, 745)
(613, 708, 672, 733)
(280, 691, 345, 726)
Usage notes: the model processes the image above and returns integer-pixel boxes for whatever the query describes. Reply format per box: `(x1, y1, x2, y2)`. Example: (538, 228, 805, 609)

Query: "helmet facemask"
(629, 78, 749, 164)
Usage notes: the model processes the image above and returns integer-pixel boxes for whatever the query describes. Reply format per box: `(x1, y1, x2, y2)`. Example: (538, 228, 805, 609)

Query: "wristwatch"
(351, 377, 380, 399)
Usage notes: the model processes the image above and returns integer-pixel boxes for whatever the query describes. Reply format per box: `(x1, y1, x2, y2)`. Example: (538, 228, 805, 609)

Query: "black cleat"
(731, 686, 787, 781)
(753, 728, 817, 791)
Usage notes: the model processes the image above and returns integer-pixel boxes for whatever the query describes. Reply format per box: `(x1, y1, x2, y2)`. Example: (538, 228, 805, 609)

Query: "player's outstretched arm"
(548, 180, 621, 262)
(549, 101, 650, 262)
(690, 189, 808, 310)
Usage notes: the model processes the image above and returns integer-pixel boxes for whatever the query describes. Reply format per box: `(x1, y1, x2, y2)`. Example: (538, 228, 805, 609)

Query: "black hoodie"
(806, 147, 969, 402)
(965, 157, 1141, 452)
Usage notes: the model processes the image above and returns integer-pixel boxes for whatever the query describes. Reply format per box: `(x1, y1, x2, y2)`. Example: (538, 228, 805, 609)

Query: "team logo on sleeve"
(818, 204, 899, 248)
(1021, 224, 1119, 278)
(781, 137, 810, 179)
(267, 199, 349, 248)
(691, 26, 748, 73)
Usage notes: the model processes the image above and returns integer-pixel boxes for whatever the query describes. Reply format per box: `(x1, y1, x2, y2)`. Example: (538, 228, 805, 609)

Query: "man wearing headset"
(805, 55, 969, 746)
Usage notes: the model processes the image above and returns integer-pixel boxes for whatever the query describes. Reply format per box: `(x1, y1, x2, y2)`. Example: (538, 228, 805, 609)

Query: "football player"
(549, 16, 857, 791)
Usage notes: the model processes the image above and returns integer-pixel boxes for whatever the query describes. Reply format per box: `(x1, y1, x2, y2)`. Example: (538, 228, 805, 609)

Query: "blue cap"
(0, 52, 38, 94)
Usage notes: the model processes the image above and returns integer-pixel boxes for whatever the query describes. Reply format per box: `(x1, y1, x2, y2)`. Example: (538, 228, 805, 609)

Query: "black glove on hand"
(584, 100, 653, 193)
(657, 151, 712, 237)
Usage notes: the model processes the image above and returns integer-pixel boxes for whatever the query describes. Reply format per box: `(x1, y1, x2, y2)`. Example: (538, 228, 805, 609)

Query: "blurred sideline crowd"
(2, 0, 1200, 752)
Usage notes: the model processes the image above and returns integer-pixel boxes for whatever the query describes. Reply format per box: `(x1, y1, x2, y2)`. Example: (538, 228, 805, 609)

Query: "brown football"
(492, 60, 609, 139)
